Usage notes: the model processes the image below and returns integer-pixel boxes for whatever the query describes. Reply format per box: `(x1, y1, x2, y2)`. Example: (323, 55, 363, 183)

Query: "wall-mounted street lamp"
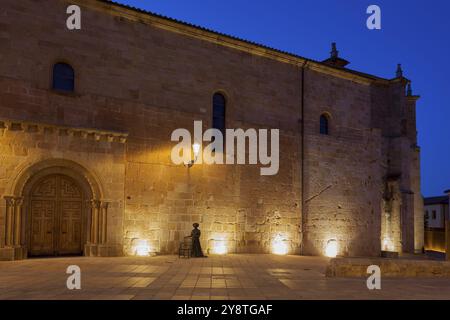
(184, 142, 201, 168)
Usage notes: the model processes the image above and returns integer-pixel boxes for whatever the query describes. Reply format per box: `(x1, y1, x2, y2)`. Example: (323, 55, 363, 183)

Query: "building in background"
(424, 196, 449, 229)
(424, 194, 449, 253)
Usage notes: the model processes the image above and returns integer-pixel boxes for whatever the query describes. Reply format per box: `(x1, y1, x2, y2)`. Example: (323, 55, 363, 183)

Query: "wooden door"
(30, 199, 56, 256)
(29, 175, 83, 256)
(58, 176, 83, 255)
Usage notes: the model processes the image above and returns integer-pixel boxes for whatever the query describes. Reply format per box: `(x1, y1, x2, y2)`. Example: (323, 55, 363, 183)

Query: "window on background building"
(432, 210, 437, 219)
(212, 93, 226, 134)
(52, 63, 75, 92)
(320, 114, 329, 135)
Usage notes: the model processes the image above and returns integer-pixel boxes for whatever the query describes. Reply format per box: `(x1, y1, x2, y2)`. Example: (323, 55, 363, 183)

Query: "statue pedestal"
(381, 250, 399, 259)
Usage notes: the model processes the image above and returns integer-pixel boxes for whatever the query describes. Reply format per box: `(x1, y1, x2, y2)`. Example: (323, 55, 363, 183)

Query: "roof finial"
(396, 63, 403, 78)
(407, 82, 412, 96)
(331, 42, 338, 59)
(322, 42, 349, 67)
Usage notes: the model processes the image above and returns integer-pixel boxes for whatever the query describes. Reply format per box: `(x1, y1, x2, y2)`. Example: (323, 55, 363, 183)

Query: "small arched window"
(212, 93, 226, 133)
(52, 63, 74, 92)
(320, 114, 329, 135)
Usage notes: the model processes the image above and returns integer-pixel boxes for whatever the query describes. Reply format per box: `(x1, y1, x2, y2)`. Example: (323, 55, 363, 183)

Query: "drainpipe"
(300, 60, 307, 255)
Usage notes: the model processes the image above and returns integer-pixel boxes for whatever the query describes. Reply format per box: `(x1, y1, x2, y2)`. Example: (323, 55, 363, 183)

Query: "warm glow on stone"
(325, 239, 338, 257)
(135, 240, 151, 256)
(213, 239, 228, 255)
(382, 237, 394, 251)
(272, 235, 288, 255)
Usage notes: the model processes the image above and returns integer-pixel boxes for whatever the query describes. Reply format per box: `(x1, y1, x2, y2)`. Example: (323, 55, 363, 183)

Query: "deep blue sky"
(116, 0, 450, 196)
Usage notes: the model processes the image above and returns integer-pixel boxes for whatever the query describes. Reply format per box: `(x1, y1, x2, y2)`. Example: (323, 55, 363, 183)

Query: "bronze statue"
(191, 223, 206, 258)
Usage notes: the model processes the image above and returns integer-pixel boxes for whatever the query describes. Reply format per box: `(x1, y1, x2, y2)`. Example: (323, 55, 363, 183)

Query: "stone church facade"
(0, 0, 423, 260)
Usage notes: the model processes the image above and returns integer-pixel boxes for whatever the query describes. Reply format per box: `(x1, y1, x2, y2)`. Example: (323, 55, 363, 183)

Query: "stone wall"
(327, 257, 450, 278)
(0, 0, 303, 255)
(0, 0, 423, 257)
(302, 68, 384, 256)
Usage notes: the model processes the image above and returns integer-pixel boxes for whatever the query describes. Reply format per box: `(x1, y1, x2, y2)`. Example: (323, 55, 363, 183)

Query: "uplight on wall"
(272, 234, 288, 255)
(212, 239, 228, 255)
(135, 239, 151, 256)
(382, 237, 394, 252)
(185, 142, 201, 168)
(325, 239, 338, 258)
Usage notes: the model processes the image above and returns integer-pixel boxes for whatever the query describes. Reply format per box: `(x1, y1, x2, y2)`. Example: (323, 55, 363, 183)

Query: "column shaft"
(4, 197, 14, 247)
(13, 198, 23, 246)
(90, 200, 100, 244)
(100, 202, 108, 244)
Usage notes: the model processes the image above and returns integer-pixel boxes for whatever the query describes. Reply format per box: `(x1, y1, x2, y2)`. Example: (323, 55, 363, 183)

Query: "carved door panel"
(29, 175, 83, 256)
(59, 201, 82, 254)
(30, 200, 56, 256)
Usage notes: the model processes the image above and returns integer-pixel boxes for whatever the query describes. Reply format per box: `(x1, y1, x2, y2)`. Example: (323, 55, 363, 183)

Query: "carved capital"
(89, 199, 101, 209)
(14, 197, 23, 207)
(4, 196, 15, 206)
(100, 202, 109, 210)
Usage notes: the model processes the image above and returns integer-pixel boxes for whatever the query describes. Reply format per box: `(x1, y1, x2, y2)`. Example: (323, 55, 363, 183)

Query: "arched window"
(320, 114, 329, 135)
(52, 63, 74, 92)
(212, 93, 226, 133)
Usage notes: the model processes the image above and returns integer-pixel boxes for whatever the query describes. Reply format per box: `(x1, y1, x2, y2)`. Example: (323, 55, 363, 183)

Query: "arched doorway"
(28, 174, 85, 256)
(0, 158, 113, 260)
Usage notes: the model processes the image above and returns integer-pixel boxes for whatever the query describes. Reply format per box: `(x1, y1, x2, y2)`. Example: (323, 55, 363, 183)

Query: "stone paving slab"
(1, 254, 450, 300)
(327, 257, 450, 277)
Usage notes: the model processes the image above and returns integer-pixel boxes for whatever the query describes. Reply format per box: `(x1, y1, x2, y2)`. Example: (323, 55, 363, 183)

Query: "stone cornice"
(84, 0, 393, 86)
(406, 95, 421, 102)
(0, 118, 128, 143)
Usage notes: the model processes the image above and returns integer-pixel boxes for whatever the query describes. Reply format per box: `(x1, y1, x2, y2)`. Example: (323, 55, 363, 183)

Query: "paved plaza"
(1, 254, 450, 300)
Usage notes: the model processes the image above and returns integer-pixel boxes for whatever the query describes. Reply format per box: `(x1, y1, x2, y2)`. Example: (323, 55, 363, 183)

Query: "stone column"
(90, 200, 100, 244)
(99, 202, 109, 245)
(85, 200, 110, 257)
(401, 192, 415, 253)
(13, 197, 23, 246)
(1, 196, 26, 260)
(4, 196, 14, 247)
